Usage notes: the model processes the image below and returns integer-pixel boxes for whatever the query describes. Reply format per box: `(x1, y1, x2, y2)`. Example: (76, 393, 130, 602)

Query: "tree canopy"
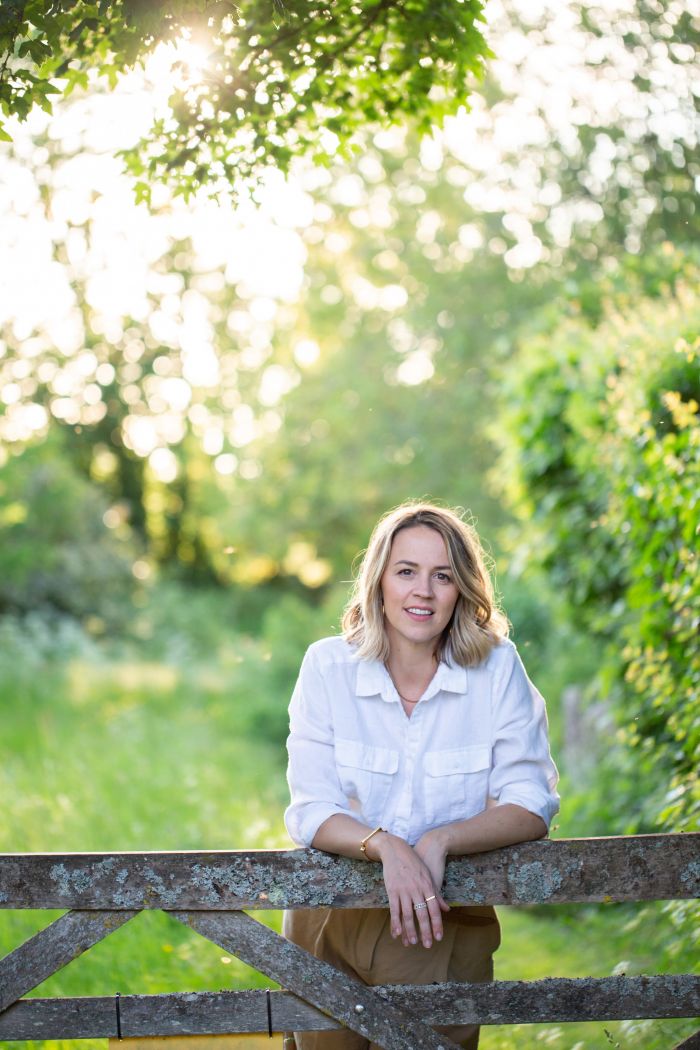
(0, 0, 490, 199)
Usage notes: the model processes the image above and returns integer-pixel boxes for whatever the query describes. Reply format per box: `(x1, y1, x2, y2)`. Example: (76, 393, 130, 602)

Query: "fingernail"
(410, 937, 417, 945)
(436, 932, 442, 941)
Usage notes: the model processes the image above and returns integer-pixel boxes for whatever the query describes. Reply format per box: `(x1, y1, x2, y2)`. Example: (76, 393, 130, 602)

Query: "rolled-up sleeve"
(284, 646, 357, 846)
(489, 643, 560, 829)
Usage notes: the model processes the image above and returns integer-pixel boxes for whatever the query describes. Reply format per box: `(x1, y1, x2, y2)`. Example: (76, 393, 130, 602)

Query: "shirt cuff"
(284, 800, 358, 847)
(496, 783, 560, 830)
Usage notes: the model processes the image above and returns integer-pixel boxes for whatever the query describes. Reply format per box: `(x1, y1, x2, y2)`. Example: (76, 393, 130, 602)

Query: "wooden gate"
(1, 834, 698, 1048)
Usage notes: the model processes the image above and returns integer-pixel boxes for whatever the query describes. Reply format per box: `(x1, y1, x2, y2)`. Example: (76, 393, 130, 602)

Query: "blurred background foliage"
(0, 0, 698, 1045)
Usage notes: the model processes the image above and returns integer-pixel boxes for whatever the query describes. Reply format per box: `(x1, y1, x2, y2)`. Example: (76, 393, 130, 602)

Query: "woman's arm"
(424, 803, 547, 858)
(316, 804, 546, 950)
(284, 647, 361, 846)
(311, 813, 384, 860)
(414, 803, 547, 894)
(312, 814, 450, 949)
(486, 642, 560, 829)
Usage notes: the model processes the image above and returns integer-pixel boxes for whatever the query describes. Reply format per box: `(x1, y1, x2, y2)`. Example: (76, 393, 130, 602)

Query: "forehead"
(388, 525, 449, 563)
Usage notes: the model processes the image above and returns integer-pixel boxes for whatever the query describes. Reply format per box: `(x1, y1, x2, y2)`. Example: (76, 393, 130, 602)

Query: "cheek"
(381, 576, 401, 603)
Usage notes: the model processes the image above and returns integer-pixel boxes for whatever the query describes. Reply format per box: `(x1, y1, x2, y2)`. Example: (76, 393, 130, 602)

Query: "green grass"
(1, 635, 697, 1050)
(0, 647, 292, 1050)
(481, 904, 699, 1049)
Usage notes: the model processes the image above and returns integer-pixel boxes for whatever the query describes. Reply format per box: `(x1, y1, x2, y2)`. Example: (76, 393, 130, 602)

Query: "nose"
(413, 574, 434, 597)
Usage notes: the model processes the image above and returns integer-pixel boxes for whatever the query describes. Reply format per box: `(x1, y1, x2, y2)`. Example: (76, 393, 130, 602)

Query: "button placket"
(394, 712, 420, 827)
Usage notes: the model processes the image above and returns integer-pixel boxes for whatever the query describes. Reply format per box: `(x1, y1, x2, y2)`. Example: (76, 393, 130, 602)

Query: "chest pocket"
(424, 745, 491, 823)
(335, 738, 399, 822)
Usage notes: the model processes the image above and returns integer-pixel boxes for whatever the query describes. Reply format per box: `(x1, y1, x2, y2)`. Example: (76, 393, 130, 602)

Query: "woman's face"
(380, 525, 459, 656)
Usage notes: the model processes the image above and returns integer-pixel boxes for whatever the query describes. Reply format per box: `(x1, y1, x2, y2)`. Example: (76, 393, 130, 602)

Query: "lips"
(405, 607, 434, 619)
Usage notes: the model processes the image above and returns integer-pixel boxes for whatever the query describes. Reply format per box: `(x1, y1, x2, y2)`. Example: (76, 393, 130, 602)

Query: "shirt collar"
(431, 657, 468, 698)
(355, 658, 389, 698)
(355, 653, 468, 702)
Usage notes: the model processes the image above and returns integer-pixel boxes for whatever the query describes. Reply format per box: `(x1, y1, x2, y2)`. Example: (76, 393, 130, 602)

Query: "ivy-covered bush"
(494, 251, 699, 834)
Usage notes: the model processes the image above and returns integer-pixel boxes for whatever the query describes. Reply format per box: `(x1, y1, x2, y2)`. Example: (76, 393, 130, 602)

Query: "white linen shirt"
(284, 635, 559, 847)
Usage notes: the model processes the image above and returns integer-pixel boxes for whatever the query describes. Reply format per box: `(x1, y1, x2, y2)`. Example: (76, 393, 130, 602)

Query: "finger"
(388, 891, 403, 941)
(401, 895, 419, 946)
(415, 902, 435, 948)
(424, 897, 443, 943)
(428, 891, 450, 913)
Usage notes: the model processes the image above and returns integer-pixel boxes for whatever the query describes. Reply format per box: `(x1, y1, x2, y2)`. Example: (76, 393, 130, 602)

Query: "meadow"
(1, 595, 696, 1050)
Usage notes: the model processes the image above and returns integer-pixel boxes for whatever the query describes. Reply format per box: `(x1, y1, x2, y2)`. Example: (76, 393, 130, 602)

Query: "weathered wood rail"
(0, 835, 698, 1048)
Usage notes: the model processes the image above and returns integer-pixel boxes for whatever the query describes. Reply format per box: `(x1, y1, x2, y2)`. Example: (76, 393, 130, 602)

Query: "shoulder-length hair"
(342, 501, 509, 668)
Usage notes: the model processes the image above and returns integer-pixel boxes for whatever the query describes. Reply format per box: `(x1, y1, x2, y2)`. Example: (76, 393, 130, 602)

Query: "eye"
(435, 572, 452, 583)
(398, 568, 413, 576)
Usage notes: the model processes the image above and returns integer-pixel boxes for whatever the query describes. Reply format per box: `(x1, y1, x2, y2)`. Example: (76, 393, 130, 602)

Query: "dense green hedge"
(495, 251, 699, 834)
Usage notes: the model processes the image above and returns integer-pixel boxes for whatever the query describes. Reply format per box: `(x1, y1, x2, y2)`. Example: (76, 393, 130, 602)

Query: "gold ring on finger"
(425, 895, 437, 903)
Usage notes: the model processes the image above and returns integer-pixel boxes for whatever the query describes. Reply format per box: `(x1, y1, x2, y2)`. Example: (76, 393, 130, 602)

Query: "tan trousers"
(282, 906, 500, 1050)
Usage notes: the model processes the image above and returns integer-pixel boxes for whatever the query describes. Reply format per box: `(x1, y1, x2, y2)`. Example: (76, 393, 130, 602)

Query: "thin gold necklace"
(384, 663, 421, 705)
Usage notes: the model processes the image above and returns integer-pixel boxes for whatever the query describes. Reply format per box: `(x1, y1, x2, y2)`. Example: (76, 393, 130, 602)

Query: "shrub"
(494, 254, 699, 834)
(0, 436, 135, 629)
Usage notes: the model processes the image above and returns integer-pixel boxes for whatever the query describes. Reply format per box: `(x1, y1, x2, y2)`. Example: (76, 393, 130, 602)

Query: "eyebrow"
(394, 560, 452, 570)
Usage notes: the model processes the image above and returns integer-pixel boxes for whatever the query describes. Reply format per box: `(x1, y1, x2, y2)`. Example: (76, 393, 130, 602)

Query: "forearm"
(311, 813, 392, 860)
(424, 803, 547, 857)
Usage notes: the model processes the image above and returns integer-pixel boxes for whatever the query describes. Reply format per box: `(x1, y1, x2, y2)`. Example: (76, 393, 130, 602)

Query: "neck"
(385, 651, 436, 680)
(384, 628, 439, 675)
(384, 646, 438, 706)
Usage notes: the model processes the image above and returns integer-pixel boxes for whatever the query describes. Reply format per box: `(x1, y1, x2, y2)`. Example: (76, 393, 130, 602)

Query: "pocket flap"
(335, 738, 399, 774)
(424, 746, 490, 777)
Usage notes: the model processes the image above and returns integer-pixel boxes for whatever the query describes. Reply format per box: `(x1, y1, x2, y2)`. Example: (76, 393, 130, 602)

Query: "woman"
(283, 502, 559, 1049)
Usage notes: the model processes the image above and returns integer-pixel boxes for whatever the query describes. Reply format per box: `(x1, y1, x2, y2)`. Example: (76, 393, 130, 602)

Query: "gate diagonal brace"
(0, 910, 139, 1014)
(174, 910, 462, 1050)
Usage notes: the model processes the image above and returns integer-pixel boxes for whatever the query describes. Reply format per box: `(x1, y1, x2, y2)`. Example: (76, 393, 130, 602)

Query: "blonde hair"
(342, 501, 509, 667)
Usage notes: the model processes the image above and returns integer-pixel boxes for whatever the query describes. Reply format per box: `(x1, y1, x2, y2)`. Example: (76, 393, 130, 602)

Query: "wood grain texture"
(174, 909, 463, 1050)
(0, 909, 138, 1013)
(1, 835, 698, 910)
(1, 975, 698, 1040)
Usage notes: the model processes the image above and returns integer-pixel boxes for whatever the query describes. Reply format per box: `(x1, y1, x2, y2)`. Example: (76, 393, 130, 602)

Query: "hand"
(414, 826, 450, 898)
(371, 832, 450, 949)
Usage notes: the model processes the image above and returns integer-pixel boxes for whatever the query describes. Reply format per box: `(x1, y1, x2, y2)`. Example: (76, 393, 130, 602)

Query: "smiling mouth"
(405, 607, 433, 617)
